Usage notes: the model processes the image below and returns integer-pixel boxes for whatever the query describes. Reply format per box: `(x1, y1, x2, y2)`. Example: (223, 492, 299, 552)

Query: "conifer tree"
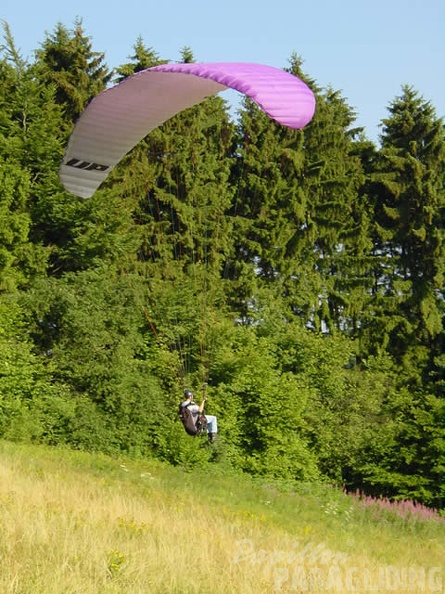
(355, 87, 445, 507)
(292, 84, 365, 333)
(110, 46, 235, 380)
(0, 31, 30, 291)
(230, 55, 365, 333)
(0, 22, 64, 287)
(26, 22, 138, 276)
(114, 38, 163, 81)
(366, 86, 444, 377)
(34, 19, 112, 124)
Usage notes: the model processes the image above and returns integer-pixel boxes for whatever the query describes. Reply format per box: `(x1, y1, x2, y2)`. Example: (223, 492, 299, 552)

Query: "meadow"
(0, 440, 443, 593)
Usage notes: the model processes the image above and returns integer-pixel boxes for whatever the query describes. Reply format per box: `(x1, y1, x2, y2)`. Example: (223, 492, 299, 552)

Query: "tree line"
(0, 20, 443, 507)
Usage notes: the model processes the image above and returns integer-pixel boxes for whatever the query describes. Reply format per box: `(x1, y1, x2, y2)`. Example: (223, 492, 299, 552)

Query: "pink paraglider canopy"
(60, 62, 316, 198)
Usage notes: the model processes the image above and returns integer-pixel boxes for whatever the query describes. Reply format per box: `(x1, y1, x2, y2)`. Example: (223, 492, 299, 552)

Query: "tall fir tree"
(114, 38, 164, 82)
(366, 86, 444, 380)
(0, 21, 65, 288)
(34, 19, 112, 125)
(356, 86, 445, 507)
(0, 30, 31, 291)
(230, 55, 366, 333)
(27, 22, 138, 276)
(110, 45, 236, 383)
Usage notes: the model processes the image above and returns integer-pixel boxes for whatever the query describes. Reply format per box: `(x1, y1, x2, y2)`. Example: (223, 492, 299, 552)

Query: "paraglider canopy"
(59, 62, 316, 199)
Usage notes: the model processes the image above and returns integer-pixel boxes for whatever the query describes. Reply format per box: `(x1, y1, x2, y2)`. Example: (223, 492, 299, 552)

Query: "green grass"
(0, 440, 443, 593)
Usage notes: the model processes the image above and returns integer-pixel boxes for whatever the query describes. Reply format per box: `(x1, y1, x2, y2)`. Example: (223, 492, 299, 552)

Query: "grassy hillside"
(0, 440, 443, 593)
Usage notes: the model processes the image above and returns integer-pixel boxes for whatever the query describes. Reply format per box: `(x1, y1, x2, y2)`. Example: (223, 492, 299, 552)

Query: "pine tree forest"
(0, 21, 443, 508)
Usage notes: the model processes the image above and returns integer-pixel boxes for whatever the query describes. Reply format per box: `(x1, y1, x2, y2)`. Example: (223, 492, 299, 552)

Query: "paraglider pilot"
(179, 389, 218, 442)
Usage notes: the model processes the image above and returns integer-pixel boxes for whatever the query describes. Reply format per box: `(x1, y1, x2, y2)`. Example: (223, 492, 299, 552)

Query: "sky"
(2, 0, 444, 143)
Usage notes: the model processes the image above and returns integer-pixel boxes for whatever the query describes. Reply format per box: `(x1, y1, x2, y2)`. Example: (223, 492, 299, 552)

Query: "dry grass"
(0, 441, 443, 593)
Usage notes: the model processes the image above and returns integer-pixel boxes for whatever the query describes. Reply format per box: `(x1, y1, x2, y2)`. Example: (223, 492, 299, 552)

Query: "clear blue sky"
(2, 0, 444, 143)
